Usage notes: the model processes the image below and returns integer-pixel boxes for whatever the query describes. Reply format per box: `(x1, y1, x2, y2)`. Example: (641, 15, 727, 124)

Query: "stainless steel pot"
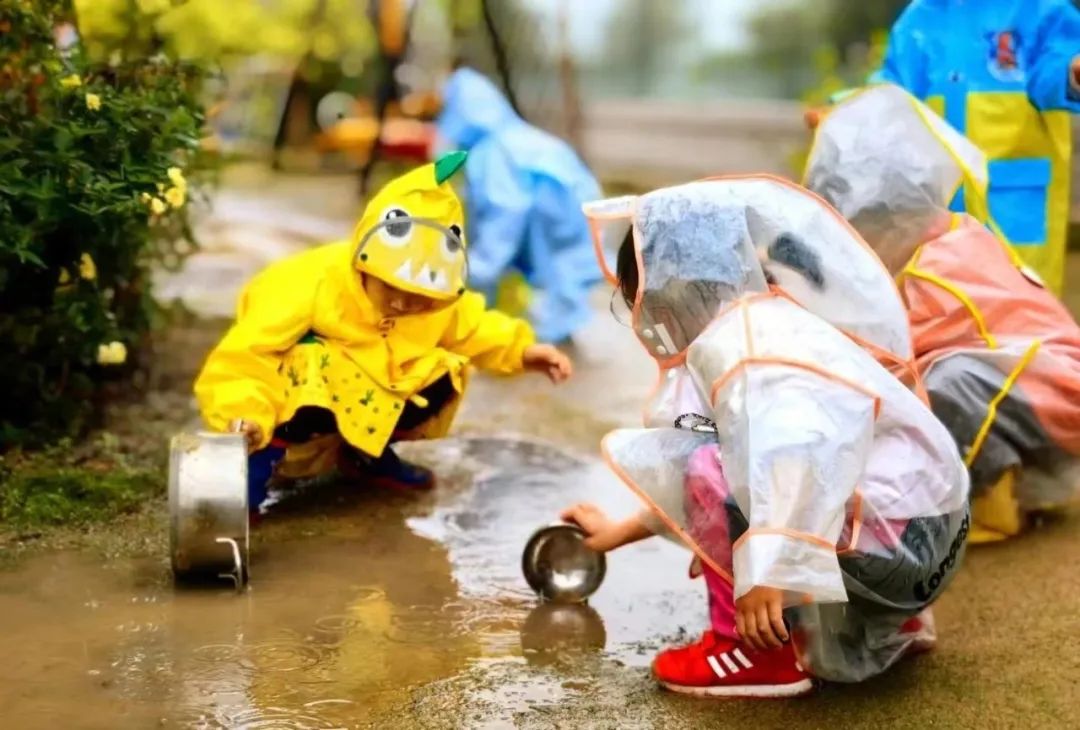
(168, 432, 249, 588)
(521, 523, 606, 603)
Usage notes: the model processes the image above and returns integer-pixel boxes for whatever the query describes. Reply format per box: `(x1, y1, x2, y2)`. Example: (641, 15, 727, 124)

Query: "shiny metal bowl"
(168, 432, 249, 588)
(521, 523, 606, 603)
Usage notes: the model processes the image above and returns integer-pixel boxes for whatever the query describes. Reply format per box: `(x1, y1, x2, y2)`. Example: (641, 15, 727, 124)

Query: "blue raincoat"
(872, 0, 1080, 293)
(436, 68, 602, 343)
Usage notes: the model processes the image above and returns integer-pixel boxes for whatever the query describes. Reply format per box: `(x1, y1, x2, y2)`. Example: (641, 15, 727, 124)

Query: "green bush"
(0, 0, 208, 447)
(0, 436, 158, 528)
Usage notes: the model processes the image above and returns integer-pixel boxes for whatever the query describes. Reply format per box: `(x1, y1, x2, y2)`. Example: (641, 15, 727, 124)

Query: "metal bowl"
(169, 432, 249, 588)
(521, 523, 606, 603)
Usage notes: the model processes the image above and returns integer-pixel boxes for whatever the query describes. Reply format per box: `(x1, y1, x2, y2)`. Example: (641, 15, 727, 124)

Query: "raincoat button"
(656, 345, 668, 356)
(642, 328, 654, 339)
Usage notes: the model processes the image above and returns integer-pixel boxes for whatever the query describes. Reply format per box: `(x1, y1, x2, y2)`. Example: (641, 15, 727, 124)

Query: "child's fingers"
(768, 601, 789, 642)
(561, 502, 594, 525)
(559, 355, 573, 378)
(734, 610, 746, 644)
(757, 606, 782, 649)
(749, 613, 769, 651)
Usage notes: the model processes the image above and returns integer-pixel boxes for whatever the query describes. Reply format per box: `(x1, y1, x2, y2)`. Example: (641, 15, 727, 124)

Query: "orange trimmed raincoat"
(585, 177, 969, 682)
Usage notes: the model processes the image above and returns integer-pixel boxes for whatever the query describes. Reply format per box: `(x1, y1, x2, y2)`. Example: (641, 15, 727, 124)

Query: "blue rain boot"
(338, 445, 434, 491)
(248, 441, 286, 519)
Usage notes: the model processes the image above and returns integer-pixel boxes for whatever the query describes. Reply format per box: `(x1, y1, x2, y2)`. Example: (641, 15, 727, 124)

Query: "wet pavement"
(4, 167, 1080, 728)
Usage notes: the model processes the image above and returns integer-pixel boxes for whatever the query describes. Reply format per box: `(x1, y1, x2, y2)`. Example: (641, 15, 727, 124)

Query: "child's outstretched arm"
(560, 503, 654, 552)
(441, 292, 572, 382)
(195, 261, 316, 450)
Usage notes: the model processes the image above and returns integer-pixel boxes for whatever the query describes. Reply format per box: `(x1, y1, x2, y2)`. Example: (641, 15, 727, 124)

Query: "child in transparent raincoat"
(805, 84, 1080, 544)
(195, 153, 571, 506)
(561, 177, 970, 697)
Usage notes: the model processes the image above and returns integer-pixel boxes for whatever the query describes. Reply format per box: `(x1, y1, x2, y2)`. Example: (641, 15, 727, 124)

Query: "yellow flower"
(149, 197, 167, 216)
(58, 268, 72, 286)
(60, 74, 82, 88)
(96, 341, 127, 366)
(166, 166, 186, 190)
(85, 92, 101, 111)
(163, 185, 186, 209)
(139, 192, 152, 204)
(79, 253, 97, 281)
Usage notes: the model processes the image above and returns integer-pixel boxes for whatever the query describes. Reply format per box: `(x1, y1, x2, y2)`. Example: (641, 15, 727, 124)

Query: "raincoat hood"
(804, 84, 990, 274)
(436, 68, 519, 150)
(585, 176, 913, 362)
(352, 152, 469, 301)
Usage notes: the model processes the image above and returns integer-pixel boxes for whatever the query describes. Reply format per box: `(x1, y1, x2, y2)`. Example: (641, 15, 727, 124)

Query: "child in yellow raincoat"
(195, 152, 572, 505)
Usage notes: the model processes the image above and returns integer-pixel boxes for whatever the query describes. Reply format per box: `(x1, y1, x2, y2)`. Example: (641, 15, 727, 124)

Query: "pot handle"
(215, 536, 245, 591)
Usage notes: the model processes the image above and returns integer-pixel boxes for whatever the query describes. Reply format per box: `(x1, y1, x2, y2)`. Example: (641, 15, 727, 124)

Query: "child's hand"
(523, 344, 573, 383)
(735, 585, 789, 651)
(561, 502, 618, 552)
(229, 418, 264, 452)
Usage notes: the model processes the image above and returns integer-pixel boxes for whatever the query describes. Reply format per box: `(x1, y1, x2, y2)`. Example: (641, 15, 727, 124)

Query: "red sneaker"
(652, 631, 813, 698)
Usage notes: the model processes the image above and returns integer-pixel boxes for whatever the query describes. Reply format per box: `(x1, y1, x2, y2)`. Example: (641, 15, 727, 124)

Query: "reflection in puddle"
(520, 603, 607, 667)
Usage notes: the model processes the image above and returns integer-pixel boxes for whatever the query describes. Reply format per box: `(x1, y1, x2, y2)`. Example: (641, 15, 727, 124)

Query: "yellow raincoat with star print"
(195, 154, 535, 468)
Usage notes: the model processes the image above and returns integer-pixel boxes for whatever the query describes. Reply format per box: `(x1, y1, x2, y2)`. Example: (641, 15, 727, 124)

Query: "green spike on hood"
(434, 150, 468, 185)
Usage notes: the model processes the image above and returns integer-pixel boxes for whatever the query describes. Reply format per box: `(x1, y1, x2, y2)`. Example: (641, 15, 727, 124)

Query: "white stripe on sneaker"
(720, 652, 740, 674)
(706, 655, 727, 679)
(732, 648, 753, 669)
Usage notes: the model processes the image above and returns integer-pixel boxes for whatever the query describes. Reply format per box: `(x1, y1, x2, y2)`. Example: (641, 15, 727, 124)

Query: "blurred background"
(195, 0, 906, 185)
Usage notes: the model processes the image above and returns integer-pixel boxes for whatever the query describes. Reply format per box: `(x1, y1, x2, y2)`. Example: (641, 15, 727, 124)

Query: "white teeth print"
(432, 269, 449, 291)
(394, 259, 412, 281)
(415, 264, 432, 285)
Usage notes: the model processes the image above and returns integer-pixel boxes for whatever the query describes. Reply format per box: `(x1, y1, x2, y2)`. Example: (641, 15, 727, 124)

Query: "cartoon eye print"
(442, 224, 464, 260)
(378, 207, 412, 247)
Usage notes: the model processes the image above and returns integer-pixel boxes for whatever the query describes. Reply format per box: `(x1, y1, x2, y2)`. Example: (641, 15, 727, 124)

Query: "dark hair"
(616, 226, 639, 308)
(767, 232, 824, 289)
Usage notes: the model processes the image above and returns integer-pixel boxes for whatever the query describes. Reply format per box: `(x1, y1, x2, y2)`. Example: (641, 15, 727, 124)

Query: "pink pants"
(685, 445, 739, 640)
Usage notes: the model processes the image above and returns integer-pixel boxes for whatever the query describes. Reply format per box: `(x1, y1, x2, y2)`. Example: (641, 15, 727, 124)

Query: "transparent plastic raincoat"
(805, 85, 1080, 519)
(436, 68, 602, 343)
(586, 177, 970, 682)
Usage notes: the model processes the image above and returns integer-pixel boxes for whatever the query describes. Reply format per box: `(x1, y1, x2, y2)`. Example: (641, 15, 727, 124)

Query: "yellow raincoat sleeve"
(194, 261, 318, 449)
(440, 291, 535, 374)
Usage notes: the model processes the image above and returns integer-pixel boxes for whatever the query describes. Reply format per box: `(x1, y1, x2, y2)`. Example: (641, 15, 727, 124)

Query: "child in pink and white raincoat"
(805, 84, 1080, 544)
(562, 177, 970, 698)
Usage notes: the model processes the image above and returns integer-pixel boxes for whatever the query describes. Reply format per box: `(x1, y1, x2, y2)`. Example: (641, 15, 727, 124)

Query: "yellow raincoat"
(195, 154, 535, 462)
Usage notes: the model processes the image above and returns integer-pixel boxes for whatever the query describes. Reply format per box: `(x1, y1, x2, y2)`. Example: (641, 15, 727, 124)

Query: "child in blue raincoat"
(873, 0, 1080, 293)
(434, 67, 603, 344)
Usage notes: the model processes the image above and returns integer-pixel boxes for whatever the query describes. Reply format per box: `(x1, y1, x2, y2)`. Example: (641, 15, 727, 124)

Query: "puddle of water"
(0, 435, 706, 729)
(3, 260, 700, 726)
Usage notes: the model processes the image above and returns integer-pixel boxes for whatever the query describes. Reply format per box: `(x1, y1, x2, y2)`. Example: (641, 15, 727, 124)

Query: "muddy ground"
(1, 167, 1079, 729)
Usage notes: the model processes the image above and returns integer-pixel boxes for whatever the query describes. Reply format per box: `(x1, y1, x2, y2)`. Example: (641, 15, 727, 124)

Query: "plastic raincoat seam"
(709, 358, 882, 420)
(599, 432, 734, 585)
(732, 528, 836, 553)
